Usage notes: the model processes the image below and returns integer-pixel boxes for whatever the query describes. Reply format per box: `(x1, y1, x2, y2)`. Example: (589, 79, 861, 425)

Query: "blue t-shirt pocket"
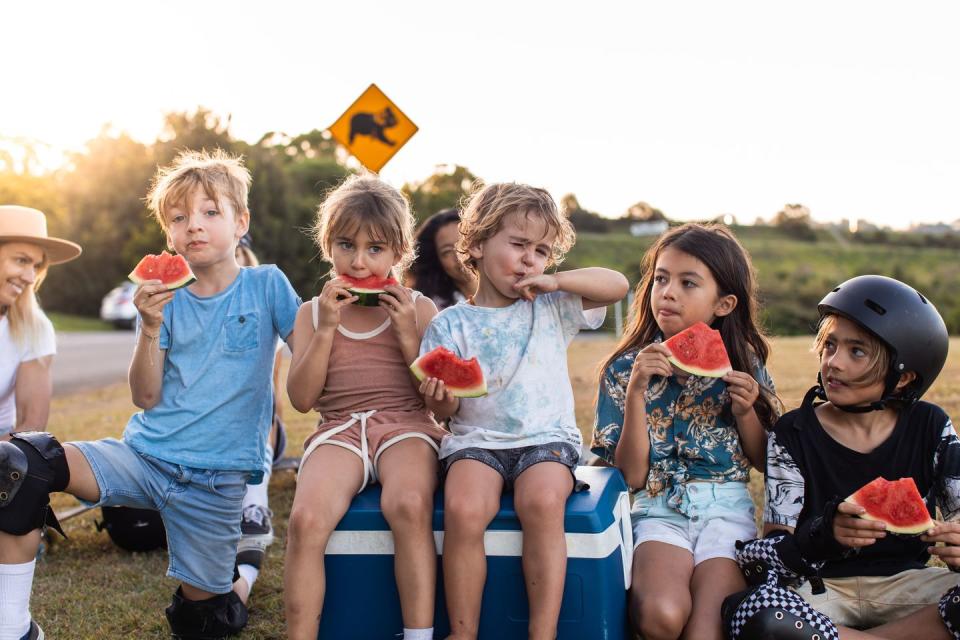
(223, 311, 260, 352)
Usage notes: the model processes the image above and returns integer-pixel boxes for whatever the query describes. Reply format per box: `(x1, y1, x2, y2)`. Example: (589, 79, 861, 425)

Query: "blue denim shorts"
(442, 441, 580, 491)
(70, 438, 249, 593)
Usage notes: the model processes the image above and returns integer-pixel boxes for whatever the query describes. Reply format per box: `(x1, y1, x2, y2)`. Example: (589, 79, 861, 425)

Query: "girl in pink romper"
(284, 175, 447, 640)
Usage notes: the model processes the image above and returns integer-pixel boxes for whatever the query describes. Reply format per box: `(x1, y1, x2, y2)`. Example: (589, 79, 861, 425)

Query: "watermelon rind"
(347, 286, 388, 307)
(128, 253, 196, 290)
(338, 275, 397, 307)
(666, 355, 732, 378)
(846, 477, 935, 535)
(410, 348, 488, 398)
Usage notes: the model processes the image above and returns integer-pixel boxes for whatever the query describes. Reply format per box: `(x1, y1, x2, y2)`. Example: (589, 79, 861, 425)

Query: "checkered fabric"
(736, 534, 825, 588)
(939, 584, 960, 640)
(725, 582, 839, 640)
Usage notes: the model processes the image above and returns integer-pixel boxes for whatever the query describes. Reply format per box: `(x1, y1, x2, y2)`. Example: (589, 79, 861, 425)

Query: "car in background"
(99, 282, 138, 329)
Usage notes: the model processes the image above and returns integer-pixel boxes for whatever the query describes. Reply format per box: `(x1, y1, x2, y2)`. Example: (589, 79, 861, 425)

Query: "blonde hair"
(1, 242, 50, 352)
(814, 313, 891, 388)
(236, 245, 259, 267)
(456, 182, 575, 275)
(313, 174, 416, 276)
(146, 149, 251, 231)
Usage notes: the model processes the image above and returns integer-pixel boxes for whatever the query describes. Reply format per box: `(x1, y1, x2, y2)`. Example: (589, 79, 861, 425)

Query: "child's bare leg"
(284, 445, 364, 640)
(63, 443, 101, 501)
(377, 438, 440, 629)
(859, 604, 952, 640)
(512, 461, 573, 640)
(683, 557, 744, 640)
(443, 460, 503, 639)
(631, 541, 694, 640)
(0, 530, 40, 564)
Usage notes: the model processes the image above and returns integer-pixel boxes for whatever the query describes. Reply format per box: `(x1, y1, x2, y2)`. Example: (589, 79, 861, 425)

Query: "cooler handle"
(614, 490, 633, 590)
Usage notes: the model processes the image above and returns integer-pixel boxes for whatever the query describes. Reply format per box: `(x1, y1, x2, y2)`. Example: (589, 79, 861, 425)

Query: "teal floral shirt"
(590, 343, 776, 514)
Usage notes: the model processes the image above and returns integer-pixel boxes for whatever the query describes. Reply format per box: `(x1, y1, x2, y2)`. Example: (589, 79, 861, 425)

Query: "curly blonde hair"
(147, 149, 251, 231)
(456, 182, 575, 275)
(313, 174, 416, 276)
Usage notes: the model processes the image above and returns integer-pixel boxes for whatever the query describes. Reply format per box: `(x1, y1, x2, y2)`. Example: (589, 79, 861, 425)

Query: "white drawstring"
(300, 410, 378, 492)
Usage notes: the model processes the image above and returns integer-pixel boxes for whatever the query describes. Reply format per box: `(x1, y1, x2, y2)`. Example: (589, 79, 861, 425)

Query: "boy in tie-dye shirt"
(419, 182, 628, 639)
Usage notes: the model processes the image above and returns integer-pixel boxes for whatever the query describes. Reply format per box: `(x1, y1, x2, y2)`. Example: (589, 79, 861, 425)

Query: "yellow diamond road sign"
(328, 84, 418, 174)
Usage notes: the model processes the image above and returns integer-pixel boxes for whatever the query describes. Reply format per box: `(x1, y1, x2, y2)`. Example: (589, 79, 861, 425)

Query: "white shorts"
(631, 482, 758, 565)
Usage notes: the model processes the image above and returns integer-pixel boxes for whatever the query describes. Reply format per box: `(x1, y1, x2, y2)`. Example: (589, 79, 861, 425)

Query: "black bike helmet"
(817, 275, 948, 408)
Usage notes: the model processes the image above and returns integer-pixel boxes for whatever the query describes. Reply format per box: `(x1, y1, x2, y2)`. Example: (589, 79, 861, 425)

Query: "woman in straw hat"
(0, 205, 81, 435)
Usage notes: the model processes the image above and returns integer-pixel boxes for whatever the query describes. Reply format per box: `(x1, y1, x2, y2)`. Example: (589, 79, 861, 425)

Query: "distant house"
(630, 220, 669, 236)
(910, 222, 953, 235)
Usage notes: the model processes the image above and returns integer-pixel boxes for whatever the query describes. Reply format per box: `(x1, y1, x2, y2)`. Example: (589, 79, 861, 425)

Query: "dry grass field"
(34, 336, 960, 638)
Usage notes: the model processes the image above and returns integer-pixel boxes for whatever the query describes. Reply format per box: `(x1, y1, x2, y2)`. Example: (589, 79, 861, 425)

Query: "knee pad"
(736, 533, 825, 590)
(939, 584, 960, 640)
(0, 432, 69, 537)
(165, 588, 248, 639)
(723, 583, 838, 640)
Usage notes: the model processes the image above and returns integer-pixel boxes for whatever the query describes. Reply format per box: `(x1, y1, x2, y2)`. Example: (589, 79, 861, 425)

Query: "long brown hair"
(599, 223, 781, 427)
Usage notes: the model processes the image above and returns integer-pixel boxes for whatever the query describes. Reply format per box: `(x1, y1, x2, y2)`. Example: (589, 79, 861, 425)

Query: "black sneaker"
(237, 505, 273, 569)
(19, 620, 44, 640)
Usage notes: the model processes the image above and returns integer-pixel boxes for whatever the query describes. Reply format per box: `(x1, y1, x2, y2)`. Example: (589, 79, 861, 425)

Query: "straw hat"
(0, 205, 82, 265)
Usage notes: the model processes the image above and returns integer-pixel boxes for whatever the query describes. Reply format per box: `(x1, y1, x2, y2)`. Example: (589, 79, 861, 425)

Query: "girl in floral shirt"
(591, 223, 780, 640)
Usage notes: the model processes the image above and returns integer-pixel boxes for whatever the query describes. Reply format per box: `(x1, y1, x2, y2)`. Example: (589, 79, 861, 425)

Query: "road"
(53, 331, 136, 395)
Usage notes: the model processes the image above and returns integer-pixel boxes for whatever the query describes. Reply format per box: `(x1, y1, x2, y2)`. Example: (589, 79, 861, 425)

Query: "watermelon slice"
(847, 476, 935, 535)
(128, 251, 195, 289)
(339, 274, 399, 307)
(410, 346, 487, 398)
(663, 321, 732, 377)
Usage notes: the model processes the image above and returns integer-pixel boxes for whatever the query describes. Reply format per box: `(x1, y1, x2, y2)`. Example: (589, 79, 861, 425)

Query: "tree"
(402, 164, 481, 224)
(623, 201, 667, 222)
(772, 203, 817, 241)
(561, 193, 610, 233)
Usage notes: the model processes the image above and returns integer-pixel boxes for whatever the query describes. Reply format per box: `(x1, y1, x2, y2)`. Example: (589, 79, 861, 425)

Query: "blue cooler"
(319, 466, 632, 639)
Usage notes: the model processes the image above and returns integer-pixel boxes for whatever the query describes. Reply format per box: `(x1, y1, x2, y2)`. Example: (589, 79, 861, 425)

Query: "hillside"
(564, 226, 960, 335)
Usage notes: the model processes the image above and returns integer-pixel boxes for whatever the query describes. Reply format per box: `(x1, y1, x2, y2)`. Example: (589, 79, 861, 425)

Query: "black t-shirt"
(765, 388, 960, 578)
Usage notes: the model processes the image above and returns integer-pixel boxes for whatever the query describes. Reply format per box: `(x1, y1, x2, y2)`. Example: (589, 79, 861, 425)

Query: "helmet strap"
(812, 370, 900, 414)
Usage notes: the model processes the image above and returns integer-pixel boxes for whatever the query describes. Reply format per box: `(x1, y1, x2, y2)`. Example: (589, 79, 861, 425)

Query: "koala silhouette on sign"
(349, 107, 398, 146)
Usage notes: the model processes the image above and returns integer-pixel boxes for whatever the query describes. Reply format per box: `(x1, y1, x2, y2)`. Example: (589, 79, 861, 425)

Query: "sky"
(3, 1, 959, 229)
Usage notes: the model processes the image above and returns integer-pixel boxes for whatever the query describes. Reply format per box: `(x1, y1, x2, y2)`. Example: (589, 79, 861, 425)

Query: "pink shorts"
(301, 409, 447, 491)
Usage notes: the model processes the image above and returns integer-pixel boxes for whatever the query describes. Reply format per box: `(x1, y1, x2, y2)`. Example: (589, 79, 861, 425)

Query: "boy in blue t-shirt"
(0, 149, 300, 640)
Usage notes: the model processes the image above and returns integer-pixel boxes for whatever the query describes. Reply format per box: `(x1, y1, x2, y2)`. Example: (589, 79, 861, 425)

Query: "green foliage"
(567, 226, 960, 335)
(402, 164, 480, 223)
(562, 194, 611, 233)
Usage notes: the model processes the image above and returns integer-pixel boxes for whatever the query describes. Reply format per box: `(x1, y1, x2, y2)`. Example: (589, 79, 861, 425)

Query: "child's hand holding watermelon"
(722, 370, 761, 418)
(379, 284, 419, 349)
(922, 522, 960, 568)
(132, 281, 174, 336)
(627, 343, 674, 392)
(316, 277, 358, 330)
(832, 500, 888, 549)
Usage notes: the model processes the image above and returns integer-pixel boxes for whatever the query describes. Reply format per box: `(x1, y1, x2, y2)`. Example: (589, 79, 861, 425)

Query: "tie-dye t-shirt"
(420, 291, 605, 458)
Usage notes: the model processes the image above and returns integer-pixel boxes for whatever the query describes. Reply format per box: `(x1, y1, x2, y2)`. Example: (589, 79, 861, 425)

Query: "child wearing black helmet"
(723, 275, 960, 640)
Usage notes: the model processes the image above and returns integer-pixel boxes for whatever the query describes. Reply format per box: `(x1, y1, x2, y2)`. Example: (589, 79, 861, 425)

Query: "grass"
(46, 312, 114, 332)
(35, 336, 960, 638)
